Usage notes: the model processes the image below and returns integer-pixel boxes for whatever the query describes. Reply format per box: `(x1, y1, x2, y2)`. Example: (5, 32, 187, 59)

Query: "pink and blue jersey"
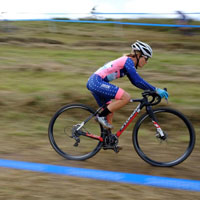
(87, 56, 155, 106)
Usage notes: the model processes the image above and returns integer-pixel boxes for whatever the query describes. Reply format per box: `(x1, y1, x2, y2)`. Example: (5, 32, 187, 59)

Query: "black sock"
(99, 107, 111, 117)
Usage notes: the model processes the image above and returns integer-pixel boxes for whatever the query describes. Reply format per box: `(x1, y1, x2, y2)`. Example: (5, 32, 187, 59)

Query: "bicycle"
(48, 89, 195, 167)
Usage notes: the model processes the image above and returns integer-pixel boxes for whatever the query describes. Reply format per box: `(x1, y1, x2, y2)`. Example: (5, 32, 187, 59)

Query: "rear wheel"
(48, 104, 103, 160)
(133, 107, 195, 167)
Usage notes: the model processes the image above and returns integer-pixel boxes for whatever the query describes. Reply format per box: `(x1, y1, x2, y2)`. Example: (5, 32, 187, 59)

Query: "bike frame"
(82, 96, 164, 142)
(116, 103, 141, 137)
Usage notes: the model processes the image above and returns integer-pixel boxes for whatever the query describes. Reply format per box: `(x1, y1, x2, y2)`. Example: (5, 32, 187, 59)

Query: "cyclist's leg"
(91, 97, 114, 126)
(104, 89, 131, 125)
(90, 92, 114, 128)
(87, 74, 118, 107)
(97, 89, 131, 124)
(106, 112, 114, 125)
(90, 91, 106, 107)
(107, 90, 131, 113)
(87, 74, 130, 127)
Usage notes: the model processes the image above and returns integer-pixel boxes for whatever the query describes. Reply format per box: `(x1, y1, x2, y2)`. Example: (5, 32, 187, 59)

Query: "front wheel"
(133, 107, 195, 167)
(48, 104, 104, 160)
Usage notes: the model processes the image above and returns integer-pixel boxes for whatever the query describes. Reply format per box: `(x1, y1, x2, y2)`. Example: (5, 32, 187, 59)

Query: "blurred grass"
(0, 20, 199, 138)
(0, 19, 200, 200)
(0, 19, 200, 133)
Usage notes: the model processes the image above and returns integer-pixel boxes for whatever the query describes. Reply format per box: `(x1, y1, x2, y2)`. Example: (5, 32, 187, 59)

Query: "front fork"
(146, 106, 166, 139)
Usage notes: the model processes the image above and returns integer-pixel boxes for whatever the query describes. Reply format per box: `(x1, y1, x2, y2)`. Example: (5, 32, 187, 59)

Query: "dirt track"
(1, 136, 200, 200)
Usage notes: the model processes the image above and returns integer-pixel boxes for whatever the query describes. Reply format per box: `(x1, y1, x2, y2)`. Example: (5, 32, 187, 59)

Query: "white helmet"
(131, 40, 153, 58)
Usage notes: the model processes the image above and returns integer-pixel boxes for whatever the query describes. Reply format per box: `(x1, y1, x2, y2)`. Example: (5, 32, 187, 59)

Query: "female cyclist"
(87, 40, 168, 129)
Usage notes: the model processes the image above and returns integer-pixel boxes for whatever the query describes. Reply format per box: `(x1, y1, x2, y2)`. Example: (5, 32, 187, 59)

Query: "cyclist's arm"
(124, 58, 156, 91)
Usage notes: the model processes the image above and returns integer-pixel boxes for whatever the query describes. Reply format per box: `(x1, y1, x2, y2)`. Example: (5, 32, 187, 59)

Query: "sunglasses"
(142, 55, 149, 61)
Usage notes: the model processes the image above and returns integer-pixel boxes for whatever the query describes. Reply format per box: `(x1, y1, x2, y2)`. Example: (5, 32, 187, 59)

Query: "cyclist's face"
(138, 54, 148, 68)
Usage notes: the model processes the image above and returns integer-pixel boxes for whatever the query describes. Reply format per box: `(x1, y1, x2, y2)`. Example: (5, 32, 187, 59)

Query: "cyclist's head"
(131, 40, 153, 58)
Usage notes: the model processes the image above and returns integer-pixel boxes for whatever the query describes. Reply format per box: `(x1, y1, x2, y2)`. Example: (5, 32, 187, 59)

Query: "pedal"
(113, 146, 123, 153)
(103, 145, 122, 153)
(103, 145, 113, 150)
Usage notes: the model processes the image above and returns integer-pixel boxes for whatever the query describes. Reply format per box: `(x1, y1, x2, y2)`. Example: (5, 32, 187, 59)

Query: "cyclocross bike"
(48, 89, 195, 167)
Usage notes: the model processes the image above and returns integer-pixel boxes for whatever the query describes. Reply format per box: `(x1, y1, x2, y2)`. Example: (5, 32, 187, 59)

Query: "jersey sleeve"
(124, 58, 156, 91)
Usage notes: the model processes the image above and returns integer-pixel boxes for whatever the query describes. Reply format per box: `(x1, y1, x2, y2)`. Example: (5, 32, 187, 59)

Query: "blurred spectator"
(91, 6, 97, 14)
(176, 11, 193, 35)
(91, 6, 98, 19)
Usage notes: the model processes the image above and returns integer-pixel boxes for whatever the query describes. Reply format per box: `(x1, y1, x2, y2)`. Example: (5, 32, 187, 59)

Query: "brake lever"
(164, 88, 168, 104)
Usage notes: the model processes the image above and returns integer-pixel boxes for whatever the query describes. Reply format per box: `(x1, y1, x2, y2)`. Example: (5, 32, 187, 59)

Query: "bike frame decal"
(116, 104, 141, 137)
(152, 121, 165, 137)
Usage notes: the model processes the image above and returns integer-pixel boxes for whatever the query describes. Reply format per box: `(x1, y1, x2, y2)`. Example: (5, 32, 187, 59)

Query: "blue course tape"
(6, 19, 200, 28)
(0, 158, 200, 192)
(13, 12, 200, 15)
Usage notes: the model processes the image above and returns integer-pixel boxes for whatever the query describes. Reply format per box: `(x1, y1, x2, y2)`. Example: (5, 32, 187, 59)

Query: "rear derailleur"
(70, 124, 83, 147)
